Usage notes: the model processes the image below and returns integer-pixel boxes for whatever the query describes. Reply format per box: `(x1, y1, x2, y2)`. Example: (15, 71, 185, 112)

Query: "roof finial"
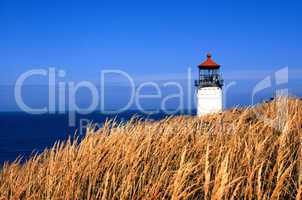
(207, 53, 212, 58)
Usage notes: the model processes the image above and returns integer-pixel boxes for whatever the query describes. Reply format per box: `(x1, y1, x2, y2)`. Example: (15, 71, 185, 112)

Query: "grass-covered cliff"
(0, 97, 301, 199)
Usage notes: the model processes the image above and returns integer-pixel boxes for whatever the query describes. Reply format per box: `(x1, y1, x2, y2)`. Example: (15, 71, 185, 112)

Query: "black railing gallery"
(195, 75, 223, 88)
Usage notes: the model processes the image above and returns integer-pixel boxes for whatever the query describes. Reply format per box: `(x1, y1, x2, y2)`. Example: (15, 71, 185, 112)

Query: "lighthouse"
(195, 53, 224, 116)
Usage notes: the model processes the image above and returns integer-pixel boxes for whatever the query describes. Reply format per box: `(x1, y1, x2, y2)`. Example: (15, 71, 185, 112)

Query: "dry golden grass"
(0, 97, 301, 200)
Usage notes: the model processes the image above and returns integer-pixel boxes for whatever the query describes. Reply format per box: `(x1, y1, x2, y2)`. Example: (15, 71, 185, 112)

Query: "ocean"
(0, 111, 194, 164)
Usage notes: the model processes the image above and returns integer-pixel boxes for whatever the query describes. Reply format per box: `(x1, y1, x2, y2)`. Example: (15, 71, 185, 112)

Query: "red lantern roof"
(198, 53, 220, 69)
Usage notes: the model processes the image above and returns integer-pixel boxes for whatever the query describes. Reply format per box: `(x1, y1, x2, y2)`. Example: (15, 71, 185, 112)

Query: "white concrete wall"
(197, 87, 223, 116)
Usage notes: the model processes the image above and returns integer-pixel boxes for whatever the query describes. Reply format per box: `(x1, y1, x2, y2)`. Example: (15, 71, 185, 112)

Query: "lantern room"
(195, 53, 223, 88)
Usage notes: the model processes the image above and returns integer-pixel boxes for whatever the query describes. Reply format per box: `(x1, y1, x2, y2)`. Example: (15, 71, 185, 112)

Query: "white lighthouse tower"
(195, 53, 223, 116)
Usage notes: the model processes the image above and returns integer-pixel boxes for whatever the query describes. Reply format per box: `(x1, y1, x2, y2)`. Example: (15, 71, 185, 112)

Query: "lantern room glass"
(195, 68, 223, 88)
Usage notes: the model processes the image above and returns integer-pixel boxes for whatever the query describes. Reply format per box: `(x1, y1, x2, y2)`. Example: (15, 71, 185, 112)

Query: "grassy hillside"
(0, 97, 301, 199)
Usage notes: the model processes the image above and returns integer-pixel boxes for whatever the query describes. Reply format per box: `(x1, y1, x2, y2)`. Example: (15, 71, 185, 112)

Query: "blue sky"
(0, 0, 301, 111)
